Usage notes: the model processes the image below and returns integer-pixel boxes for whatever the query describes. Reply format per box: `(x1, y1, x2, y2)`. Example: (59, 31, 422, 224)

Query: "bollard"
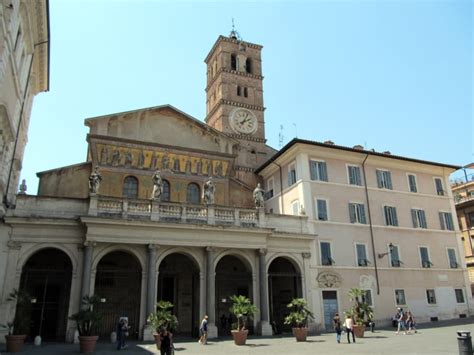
(457, 331, 473, 355)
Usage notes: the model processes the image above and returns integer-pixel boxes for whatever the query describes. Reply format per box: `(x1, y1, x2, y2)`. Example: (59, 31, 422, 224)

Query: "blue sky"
(22, 0, 472, 193)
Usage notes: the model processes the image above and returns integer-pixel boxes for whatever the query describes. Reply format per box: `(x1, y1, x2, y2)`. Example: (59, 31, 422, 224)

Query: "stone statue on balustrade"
(253, 183, 265, 209)
(89, 166, 102, 194)
(203, 177, 215, 205)
(151, 170, 164, 201)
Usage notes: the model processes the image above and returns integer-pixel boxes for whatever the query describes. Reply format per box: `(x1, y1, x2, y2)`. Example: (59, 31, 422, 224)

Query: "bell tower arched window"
(123, 176, 138, 199)
(246, 58, 252, 74)
(187, 183, 200, 204)
(231, 54, 237, 70)
(243, 87, 248, 98)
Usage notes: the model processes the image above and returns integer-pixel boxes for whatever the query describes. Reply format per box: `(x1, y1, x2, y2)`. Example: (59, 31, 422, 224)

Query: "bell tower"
(205, 30, 271, 188)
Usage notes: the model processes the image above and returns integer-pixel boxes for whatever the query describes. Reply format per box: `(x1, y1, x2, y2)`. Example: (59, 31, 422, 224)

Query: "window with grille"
(123, 176, 138, 199)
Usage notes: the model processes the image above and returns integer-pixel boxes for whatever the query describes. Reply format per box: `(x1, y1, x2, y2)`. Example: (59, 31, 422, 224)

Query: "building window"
(315, 199, 328, 221)
(349, 203, 367, 224)
(468, 212, 474, 228)
(455, 289, 465, 303)
(439, 212, 454, 231)
(376, 170, 393, 190)
(320, 242, 333, 265)
(265, 177, 274, 199)
(356, 244, 369, 266)
(384, 206, 398, 226)
(395, 289, 406, 305)
(288, 162, 297, 186)
(407, 174, 418, 193)
(411, 209, 427, 229)
(362, 290, 373, 306)
(426, 289, 436, 304)
(187, 183, 200, 204)
(231, 54, 237, 70)
(348, 165, 362, 186)
(419, 247, 432, 268)
(243, 87, 248, 97)
(309, 160, 328, 182)
(447, 248, 458, 268)
(434, 177, 445, 196)
(237, 86, 241, 96)
(162, 180, 170, 202)
(291, 200, 300, 216)
(123, 176, 139, 199)
(245, 58, 252, 74)
(390, 245, 401, 267)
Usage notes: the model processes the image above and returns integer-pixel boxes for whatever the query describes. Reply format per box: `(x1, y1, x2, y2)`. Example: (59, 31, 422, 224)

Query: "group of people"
(393, 307, 417, 335)
(332, 313, 357, 344)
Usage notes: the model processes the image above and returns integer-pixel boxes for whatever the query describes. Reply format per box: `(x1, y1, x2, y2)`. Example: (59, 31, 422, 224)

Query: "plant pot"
(153, 333, 161, 349)
(231, 329, 248, 345)
(5, 334, 27, 353)
(292, 327, 308, 342)
(352, 324, 365, 338)
(79, 335, 99, 353)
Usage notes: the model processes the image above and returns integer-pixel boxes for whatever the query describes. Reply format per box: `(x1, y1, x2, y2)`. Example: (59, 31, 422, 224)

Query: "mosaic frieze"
(96, 144, 229, 177)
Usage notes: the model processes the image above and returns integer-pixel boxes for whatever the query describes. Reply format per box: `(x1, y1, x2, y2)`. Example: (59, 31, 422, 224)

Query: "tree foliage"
(347, 288, 374, 326)
(147, 300, 178, 333)
(283, 298, 314, 328)
(229, 295, 258, 331)
(69, 295, 102, 336)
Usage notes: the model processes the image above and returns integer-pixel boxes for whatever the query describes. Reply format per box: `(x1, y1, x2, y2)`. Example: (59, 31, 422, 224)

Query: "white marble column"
(258, 248, 272, 335)
(80, 242, 94, 305)
(206, 247, 218, 338)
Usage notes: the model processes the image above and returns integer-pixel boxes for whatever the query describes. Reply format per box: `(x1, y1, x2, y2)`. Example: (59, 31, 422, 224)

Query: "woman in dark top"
(159, 328, 173, 355)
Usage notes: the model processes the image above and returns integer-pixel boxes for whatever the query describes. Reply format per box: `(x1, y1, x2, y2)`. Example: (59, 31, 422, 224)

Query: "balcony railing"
(90, 195, 263, 228)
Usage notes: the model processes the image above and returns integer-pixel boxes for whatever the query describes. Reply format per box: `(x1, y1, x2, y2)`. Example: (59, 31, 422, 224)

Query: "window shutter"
(411, 209, 418, 228)
(392, 207, 398, 226)
(355, 167, 362, 185)
(409, 175, 417, 192)
(387, 171, 393, 190)
(317, 199, 327, 220)
(439, 212, 446, 230)
(319, 162, 328, 182)
(420, 210, 427, 228)
(447, 213, 454, 230)
(376, 170, 383, 188)
(348, 167, 355, 185)
(384, 206, 389, 225)
(310, 161, 316, 180)
(360, 204, 367, 224)
(349, 204, 356, 223)
(288, 171, 292, 185)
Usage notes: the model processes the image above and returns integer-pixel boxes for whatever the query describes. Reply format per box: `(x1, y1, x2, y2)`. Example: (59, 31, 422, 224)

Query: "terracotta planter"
(5, 334, 27, 353)
(292, 327, 308, 342)
(79, 335, 99, 353)
(352, 324, 365, 338)
(231, 329, 248, 345)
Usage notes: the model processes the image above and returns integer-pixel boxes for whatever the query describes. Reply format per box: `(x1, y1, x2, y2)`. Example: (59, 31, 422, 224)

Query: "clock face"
(230, 109, 257, 134)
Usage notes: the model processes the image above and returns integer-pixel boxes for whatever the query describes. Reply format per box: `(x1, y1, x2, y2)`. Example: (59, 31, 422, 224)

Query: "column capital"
(258, 248, 267, 256)
(206, 246, 215, 253)
(302, 252, 311, 259)
(7, 240, 22, 250)
(84, 241, 97, 247)
(148, 244, 159, 251)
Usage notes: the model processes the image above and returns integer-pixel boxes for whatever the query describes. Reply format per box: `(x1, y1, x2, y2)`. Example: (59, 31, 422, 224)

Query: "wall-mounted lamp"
(30, 298, 37, 304)
(100, 298, 106, 303)
(377, 243, 394, 259)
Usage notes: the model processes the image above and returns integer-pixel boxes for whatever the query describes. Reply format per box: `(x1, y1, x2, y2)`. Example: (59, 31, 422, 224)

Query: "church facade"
(0, 33, 471, 343)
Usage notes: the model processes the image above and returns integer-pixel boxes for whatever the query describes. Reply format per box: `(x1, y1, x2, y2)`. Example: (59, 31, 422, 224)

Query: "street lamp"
(378, 243, 394, 259)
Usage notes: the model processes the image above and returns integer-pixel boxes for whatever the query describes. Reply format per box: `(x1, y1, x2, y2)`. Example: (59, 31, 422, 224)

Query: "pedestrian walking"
(116, 316, 130, 350)
(199, 315, 209, 344)
(344, 315, 356, 343)
(396, 308, 407, 335)
(159, 328, 173, 355)
(333, 313, 342, 343)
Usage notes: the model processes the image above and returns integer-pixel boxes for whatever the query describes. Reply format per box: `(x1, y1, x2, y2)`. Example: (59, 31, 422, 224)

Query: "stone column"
(206, 247, 218, 338)
(258, 248, 272, 336)
(80, 242, 94, 304)
(199, 272, 206, 321)
(143, 244, 158, 341)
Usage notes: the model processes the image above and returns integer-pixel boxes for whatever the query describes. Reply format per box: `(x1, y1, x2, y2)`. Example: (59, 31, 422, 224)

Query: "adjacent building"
(0, 31, 471, 344)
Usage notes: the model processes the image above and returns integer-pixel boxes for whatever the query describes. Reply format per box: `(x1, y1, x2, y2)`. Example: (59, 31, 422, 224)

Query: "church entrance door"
(19, 248, 72, 341)
(158, 253, 199, 337)
(268, 257, 301, 334)
(215, 255, 253, 336)
(94, 251, 141, 339)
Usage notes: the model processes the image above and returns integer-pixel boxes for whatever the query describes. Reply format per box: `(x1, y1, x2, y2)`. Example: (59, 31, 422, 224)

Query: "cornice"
(204, 35, 263, 64)
(227, 133, 266, 143)
(206, 99, 265, 123)
(206, 67, 263, 91)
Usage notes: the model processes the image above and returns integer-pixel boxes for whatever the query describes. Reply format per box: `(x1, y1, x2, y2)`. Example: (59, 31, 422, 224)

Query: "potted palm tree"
(4, 289, 31, 353)
(347, 288, 373, 338)
(229, 295, 258, 346)
(283, 298, 314, 342)
(147, 300, 178, 348)
(69, 295, 102, 353)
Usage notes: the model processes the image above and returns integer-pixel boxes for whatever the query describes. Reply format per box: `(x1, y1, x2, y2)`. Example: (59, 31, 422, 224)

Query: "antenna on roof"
(279, 125, 284, 148)
(293, 123, 298, 138)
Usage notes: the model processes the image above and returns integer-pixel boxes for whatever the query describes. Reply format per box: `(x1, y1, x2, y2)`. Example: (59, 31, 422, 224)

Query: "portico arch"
(19, 247, 73, 341)
(268, 256, 302, 333)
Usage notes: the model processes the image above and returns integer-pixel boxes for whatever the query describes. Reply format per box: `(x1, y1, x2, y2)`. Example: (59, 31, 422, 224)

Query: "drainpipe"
(362, 154, 381, 295)
(271, 161, 284, 214)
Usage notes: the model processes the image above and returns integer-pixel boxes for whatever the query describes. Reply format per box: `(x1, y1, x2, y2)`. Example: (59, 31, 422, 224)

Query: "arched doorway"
(158, 253, 199, 337)
(19, 248, 72, 341)
(268, 257, 302, 333)
(215, 255, 253, 336)
(94, 251, 141, 339)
